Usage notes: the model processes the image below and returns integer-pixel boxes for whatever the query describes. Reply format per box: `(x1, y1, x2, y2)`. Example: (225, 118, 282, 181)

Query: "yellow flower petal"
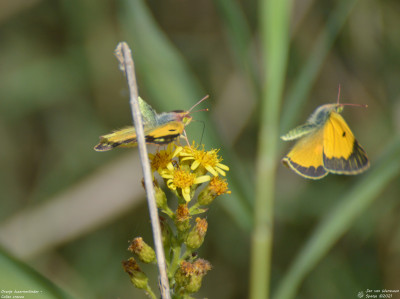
(173, 146, 183, 158)
(167, 179, 176, 190)
(182, 187, 191, 202)
(191, 160, 201, 171)
(205, 165, 219, 176)
(216, 163, 230, 171)
(194, 175, 211, 184)
(181, 156, 194, 162)
(215, 167, 226, 177)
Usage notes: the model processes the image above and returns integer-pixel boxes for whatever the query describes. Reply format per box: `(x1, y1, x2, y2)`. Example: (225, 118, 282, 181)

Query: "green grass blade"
(118, 0, 202, 110)
(0, 248, 74, 299)
(280, 0, 358, 134)
(213, 0, 260, 94)
(250, 0, 292, 298)
(273, 137, 400, 299)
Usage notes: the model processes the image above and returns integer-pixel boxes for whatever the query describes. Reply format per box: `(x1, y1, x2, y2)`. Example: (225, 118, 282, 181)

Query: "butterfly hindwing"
(282, 127, 328, 179)
(322, 111, 369, 174)
(281, 123, 319, 141)
(94, 127, 138, 151)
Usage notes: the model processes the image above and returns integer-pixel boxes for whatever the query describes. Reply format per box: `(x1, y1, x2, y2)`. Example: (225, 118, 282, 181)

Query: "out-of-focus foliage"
(0, 0, 399, 298)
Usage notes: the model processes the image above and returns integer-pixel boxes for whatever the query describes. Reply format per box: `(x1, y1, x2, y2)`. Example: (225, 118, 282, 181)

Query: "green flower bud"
(174, 267, 190, 288)
(154, 184, 168, 209)
(128, 237, 156, 263)
(198, 187, 215, 206)
(122, 258, 149, 289)
(198, 177, 230, 206)
(185, 218, 208, 250)
(174, 259, 212, 294)
(174, 204, 191, 233)
(185, 274, 203, 293)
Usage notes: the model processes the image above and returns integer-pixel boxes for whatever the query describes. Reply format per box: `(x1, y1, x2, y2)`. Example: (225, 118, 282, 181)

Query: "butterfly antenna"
(341, 103, 368, 108)
(191, 108, 209, 114)
(188, 95, 210, 113)
(182, 129, 191, 147)
(187, 119, 206, 145)
(337, 84, 341, 105)
(336, 85, 368, 108)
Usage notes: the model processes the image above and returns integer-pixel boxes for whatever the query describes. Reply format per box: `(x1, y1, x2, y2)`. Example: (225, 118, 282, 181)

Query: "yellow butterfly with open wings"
(281, 91, 369, 179)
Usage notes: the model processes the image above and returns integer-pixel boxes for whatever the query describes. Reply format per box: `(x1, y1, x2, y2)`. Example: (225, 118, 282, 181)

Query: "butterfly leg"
(182, 129, 191, 147)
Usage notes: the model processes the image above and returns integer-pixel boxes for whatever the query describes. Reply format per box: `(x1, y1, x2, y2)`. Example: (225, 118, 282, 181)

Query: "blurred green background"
(0, 0, 399, 298)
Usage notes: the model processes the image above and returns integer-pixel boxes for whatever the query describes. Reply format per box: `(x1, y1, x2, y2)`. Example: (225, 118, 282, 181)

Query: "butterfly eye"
(336, 106, 344, 113)
(183, 115, 192, 125)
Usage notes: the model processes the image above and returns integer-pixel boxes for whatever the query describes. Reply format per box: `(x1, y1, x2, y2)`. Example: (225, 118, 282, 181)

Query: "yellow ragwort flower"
(179, 144, 230, 177)
(148, 143, 175, 173)
(160, 163, 210, 202)
(209, 176, 231, 196)
(198, 176, 230, 205)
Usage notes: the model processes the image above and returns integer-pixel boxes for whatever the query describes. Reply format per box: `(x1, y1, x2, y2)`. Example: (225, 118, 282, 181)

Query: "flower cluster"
(123, 142, 230, 298)
(153, 143, 230, 203)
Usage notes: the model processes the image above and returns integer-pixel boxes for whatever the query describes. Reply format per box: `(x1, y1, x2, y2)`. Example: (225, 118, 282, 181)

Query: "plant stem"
(145, 285, 157, 299)
(115, 42, 171, 299)
(168, 243, 182, 279)
(250, 0, 292, 298)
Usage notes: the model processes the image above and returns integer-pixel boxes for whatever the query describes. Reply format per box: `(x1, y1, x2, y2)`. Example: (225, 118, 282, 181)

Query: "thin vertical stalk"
(115, 42, 171, 299)
(250, 0, 292, 298)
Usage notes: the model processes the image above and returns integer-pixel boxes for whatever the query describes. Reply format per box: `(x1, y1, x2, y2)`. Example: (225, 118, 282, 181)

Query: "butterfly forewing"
(145, 122, 185, 145)
(322, 111, 369, 174)
(138, 96, 158, 126)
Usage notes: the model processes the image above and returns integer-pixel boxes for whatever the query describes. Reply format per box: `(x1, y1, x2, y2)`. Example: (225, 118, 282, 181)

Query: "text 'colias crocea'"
(94, 95, 209, 151)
